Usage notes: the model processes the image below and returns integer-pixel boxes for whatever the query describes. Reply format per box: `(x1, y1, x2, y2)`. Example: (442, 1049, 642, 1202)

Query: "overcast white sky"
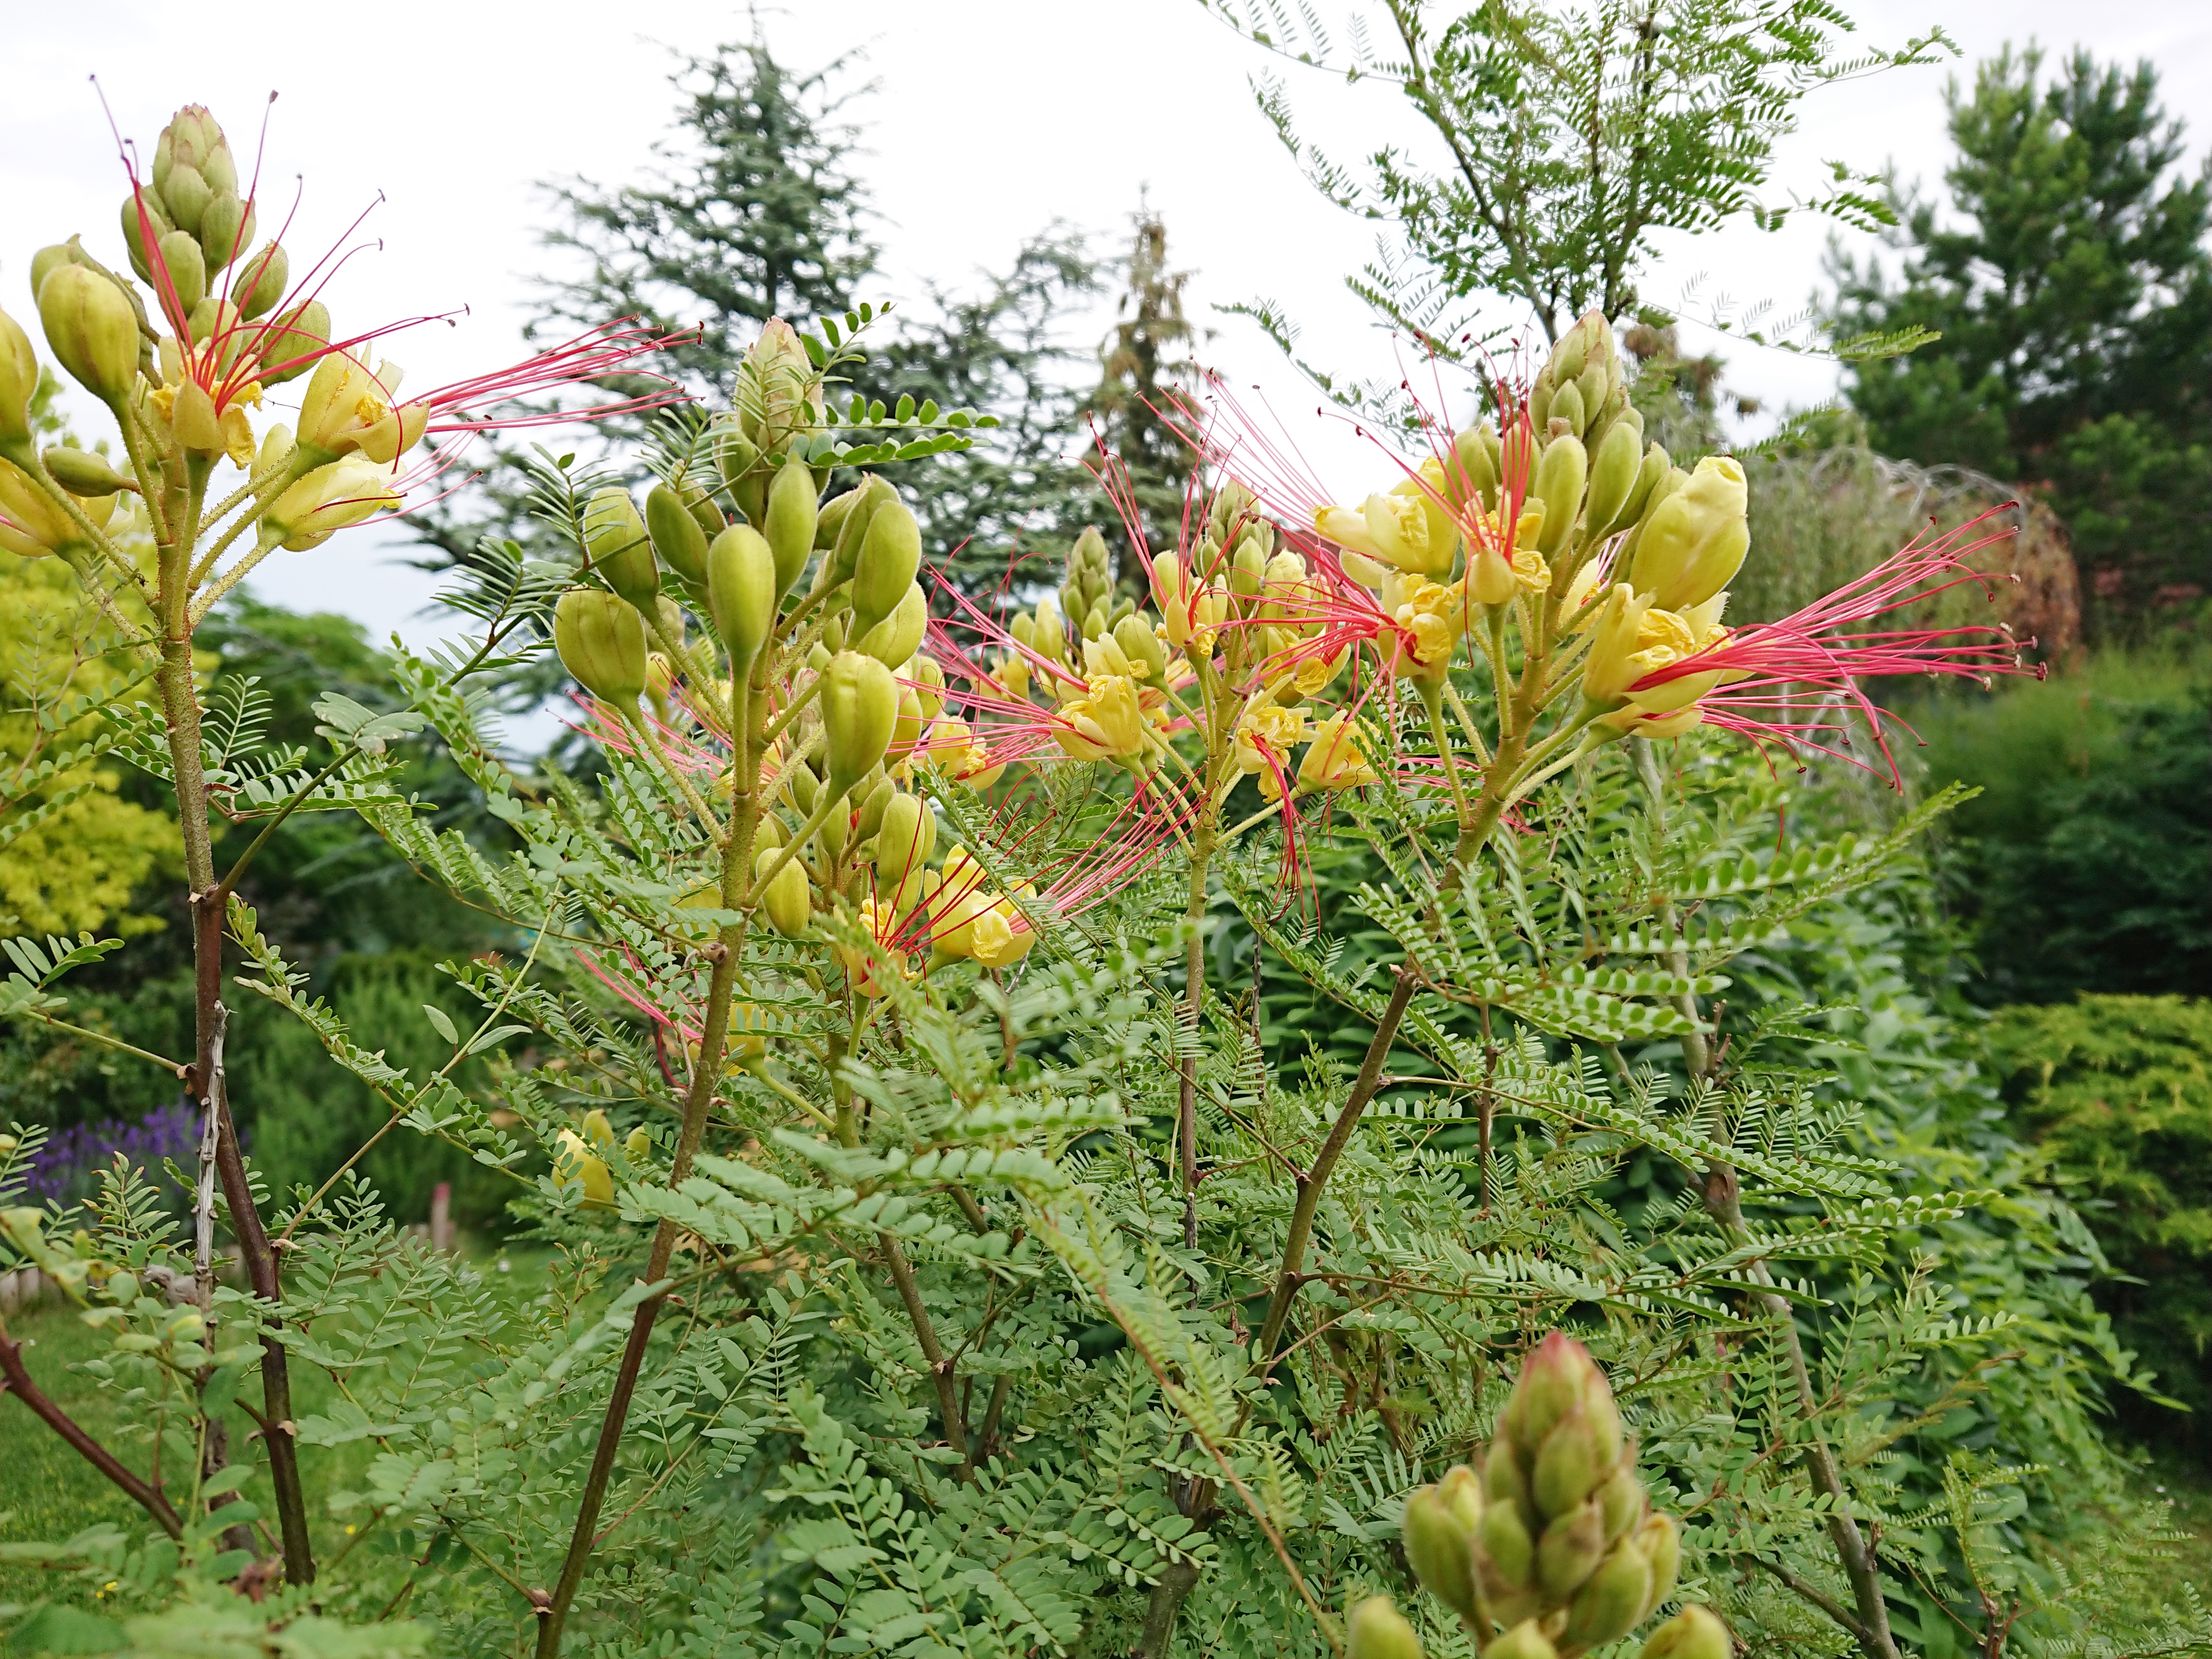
(4, 0, 2206, 654)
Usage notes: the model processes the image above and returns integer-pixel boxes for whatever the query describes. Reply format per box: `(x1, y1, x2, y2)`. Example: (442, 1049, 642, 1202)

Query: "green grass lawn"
(0, 1245, 560, 1623)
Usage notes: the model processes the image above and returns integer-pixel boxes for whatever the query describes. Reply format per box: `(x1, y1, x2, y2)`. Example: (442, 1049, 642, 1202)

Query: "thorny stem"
(1631, 736, 1900, 1659)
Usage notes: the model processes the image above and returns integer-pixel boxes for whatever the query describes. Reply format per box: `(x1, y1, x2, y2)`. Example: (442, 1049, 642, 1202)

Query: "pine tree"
(1830, 46, 2212, 625)
(1088, 210, 1205, 590)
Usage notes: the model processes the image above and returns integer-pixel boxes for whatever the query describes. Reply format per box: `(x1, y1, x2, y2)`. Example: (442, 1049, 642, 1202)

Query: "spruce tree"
(1088, 210, 1205, 590)
(1830, 46, 2212, 625)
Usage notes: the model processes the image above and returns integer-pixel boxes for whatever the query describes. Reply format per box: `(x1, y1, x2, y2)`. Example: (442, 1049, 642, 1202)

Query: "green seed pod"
(856, 581, 927, 672)
(198, 189, 254, 272)
(1636, 1606, 1726, 1659)
(1536, 1498, 1607, 1598)
(234, 243, 288, 321)
(37, 265, 138, 406)
(1563, 1534, 1652, 1653)
(763, 454, 817, 600)
(875, 791, 936, 887)
(821, 651, 899, 796)
(1403, 1483, 1481, 1623)
(583, 487, 660, 611)
(1, 308, 43, 457)
(158, 229, 207, 313)
(1479, 1492, 1536, 1590)
(1582, 418, 1643, 542)
(1634, 1513, 1680, 1620)
(258, 300, 331, 387)
(707, 523, 777, 672)
(42, 447, 133, 497)
(1546, 380, 1586, 441)
(1346, 1596, 1424, 1659)
(647, 481, 711, 584)
(553, 588, 649, 711)
(1532, 434, 1587, 556)
(1488, 1620, 1560, 1659)
(759, 848, 812, 937)
(851, 500, 922, 638)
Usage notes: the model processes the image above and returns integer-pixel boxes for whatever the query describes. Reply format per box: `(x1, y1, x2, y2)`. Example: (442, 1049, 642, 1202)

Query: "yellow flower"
(1388, 577, 1466, 676)
(553, 1129, 614, 1208)
(833, 898, 907, 998)
(1052, 674, 1153, 765)
(1617, 594, 1733, 715)
(0, 458, 115, 557)
(1298, 714, 1381, 791)
(969, 900, 1036, 968)
(922, 716, 1005, 790)
(259, 457, 399, 552)
(1235, 700, 1308, 778)
(296, 350, 426, 466)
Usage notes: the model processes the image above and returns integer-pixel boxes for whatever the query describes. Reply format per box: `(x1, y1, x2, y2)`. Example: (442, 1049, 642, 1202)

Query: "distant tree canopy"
(1831, 46, 2212, 627)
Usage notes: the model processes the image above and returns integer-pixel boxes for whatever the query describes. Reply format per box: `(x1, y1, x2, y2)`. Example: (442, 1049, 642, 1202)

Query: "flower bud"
(1448, 424, 1500, 510)
(890, 685, 924, 761)
(908, 654, 946, 720)
(1534, 1405, 1606, 1517)
(1583, 418, 1643, 539)
(1564, 1532, 1652, 1652)
(1478, 1493, 1536, 1591)
(1113, 612, 1168, 682)
(856, 581, 927, 672)
(583, 487, 660, 611)
(852, 500, 923, 637)
(715, 421, 761, 487)
(199, 190, 254, 273)
(758, 847, 813, 937)
(1488, 1620, 1560, 1659)
(235, 244, 288, 321)
(647, 480, 712, 584)
(707, 523, 777, 672)
(1627, 457, 1748, 611)
(258, 301, 330, 387)
(1610, 442, 1671, 539)
(1536, 1497, 1608, 1598)
(1547, 380, 1586, 441)
(119, 192, 171, 284)
(854, 769, 896, 842)
(875, 791, 936, 887)
(1634, 1513, 1680, 1620)
(684, 480, 726, 540)
(42, 447, 132, 497)
(1531, 434, 1586, 556)
(161, 163, 214, 236)
(553, 588, 649, 712)
(821, 651, 899, 796)
(1346, 1596, 1424, 1659)
(1636, 1606, 1727, 1659)
(1574, 360, 1608, 436)
(763, 454, 818, 600)
(0, 307, 37, 459)
(1598, 1466, 1645, 1544)
(37, 264, 138, 406)
(553, 1129, 615, 1208)
(158, 229, 208, 314)
(1403, 1482, 1482, 1622)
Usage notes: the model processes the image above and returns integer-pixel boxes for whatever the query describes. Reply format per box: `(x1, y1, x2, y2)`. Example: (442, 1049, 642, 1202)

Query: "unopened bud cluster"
(1348, 1334, 1726, 1659)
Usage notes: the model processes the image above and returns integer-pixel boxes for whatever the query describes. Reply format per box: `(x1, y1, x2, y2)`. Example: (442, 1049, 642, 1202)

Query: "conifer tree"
(1829, 46, 2212, 626)
(1088, 210, 1206, 590)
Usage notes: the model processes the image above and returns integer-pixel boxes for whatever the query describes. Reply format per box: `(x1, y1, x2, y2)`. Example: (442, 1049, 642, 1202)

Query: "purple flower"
(16, 1101, 205, 1208)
